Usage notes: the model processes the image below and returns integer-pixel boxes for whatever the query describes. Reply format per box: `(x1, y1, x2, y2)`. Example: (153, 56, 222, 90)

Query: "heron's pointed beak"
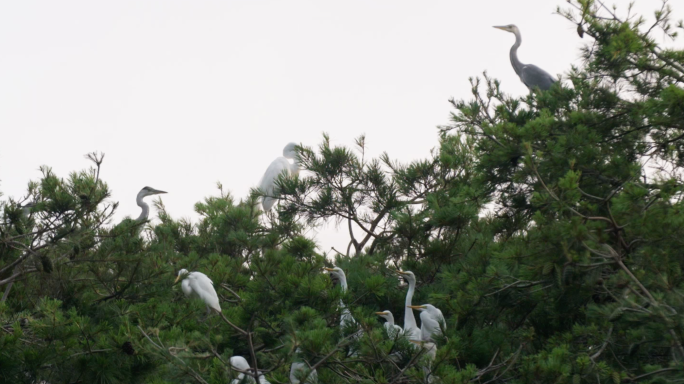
(407, 305, 427, 310)
(493, 26, 507, 31)
(375, 311, 388, 315)
(409, 340, 422, 345)
(153, 189, 167, 195)
(397, 270, 408, 275)
(174, 275, 181, 284)
(323, 267, 335, 271)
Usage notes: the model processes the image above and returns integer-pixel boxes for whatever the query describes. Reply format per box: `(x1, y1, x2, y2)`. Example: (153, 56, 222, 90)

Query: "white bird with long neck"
(134, 186, 167, 222)
(493, 24, 557, 92)
(259, 142, 300, 211)
(324, 267, 355, 328)
(408, 304, 445, 343)
(229, 356, 270, 384)
(376, 310, 402, 338)
(410, 340, 438, 383)
(397, 270, 420, 341)
(325, 266, 363, 357)
(174, 269, 221, 314)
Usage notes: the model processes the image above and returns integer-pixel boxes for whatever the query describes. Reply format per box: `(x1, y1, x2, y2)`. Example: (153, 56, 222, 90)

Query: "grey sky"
(1, 0, 681, 253)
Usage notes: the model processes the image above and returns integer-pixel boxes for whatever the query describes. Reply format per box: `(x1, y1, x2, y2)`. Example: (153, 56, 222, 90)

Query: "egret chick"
(407, 304, 445, 342)
(376, 310, 402, 338)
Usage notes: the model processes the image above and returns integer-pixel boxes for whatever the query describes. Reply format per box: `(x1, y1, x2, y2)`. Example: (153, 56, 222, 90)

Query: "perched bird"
(493, 24, 557, 92)
(408, 304, 445, 342)
(410, 340, 438, 383)
(134, 186, 167, 222)
(397, 270, 421, 341)
(174, 269, 221, 314)
(229, 356, 270, 384)
(324, 267, 356, 329)
(325, 266, 363, 356)
(258, 143, 300, 211)
(289, 360, 318, 384)
(376, 310, 403, 338)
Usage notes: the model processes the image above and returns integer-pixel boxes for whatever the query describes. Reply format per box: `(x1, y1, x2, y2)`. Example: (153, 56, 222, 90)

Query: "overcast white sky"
(1, 0, 681, 253)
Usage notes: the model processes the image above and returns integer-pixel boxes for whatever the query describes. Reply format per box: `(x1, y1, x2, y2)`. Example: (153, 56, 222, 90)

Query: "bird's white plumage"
(229, 356, 270, 384)
(414, 304, 445, 342)
(398, 270, 420, 341)
(411, 340, 438, 383)
(376, 310, 403, 338)
(325, 267, 355, 328)
(289, 361, 318, 384)
(176, 269, 221, 312)
(258, 142, 300, 211)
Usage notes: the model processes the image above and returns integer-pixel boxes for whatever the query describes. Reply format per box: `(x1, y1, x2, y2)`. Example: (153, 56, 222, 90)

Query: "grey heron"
(134, 186, 166, 222)
(494, 24, 557, 92)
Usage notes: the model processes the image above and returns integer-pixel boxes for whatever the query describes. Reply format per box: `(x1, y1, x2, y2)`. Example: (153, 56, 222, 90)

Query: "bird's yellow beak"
(375, 311, 388, 315)
(324, 267, 335, 271)
(407, 305, 427, 309)
(173, 275, 181, 284)
(397, 270, 408, 275)
(409, 340, 422, 345)
(493, 26, 508, 31)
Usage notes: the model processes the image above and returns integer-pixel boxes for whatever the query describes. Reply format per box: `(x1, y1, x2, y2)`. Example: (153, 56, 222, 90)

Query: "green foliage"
(3, 2, 684, 383)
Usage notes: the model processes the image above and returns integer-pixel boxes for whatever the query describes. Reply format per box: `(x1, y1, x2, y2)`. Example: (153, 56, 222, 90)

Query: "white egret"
(407, 304, 445, 342)
(324, 266, 363, 356)
(324, 267, 355, 329)
(397, 270, 421, 341)
(174, 269, 221, 314)
(289, 360, 318, 384)
(409, 340, 438, 383)
(376, 310, 402, 338)
(229, 356, 270, 384)
(258, 143, 300, 211)
(134, 186, 167, 222)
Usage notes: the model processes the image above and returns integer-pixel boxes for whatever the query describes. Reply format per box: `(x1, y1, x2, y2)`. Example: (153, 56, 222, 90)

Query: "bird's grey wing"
(520, 64, 556, 91)
(188, 273, 221, 312)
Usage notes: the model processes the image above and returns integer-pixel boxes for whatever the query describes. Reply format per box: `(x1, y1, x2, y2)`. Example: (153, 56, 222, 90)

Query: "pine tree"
(2, 1, 684, 383)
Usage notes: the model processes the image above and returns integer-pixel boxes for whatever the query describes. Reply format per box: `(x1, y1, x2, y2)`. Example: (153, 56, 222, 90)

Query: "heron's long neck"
(404, 280, 418, 331)
(386, 314, 395, 327)
(135, 195, 149, 222)
(339, 276, 348, 293)
(338, 276, 349, 311)
(509, 31, 525, 76)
